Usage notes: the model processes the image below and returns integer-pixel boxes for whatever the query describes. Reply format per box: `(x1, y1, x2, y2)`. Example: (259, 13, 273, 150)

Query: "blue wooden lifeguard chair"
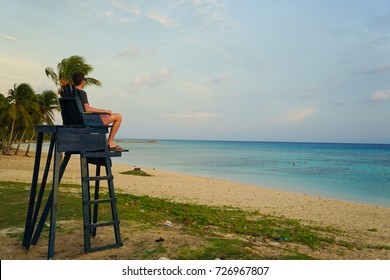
(22, 84, 128, 259)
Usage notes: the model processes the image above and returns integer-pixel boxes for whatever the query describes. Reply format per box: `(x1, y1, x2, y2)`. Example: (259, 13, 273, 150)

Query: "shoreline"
(1, 153, 390, 260)
(117, 163, 390, 208)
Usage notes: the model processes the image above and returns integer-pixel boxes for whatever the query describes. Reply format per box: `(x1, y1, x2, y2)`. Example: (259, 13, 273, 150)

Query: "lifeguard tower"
(22, 84, 128, 259)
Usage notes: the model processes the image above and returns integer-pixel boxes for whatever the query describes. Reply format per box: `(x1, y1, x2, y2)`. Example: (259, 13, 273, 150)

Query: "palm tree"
(5, 83, 38, 154)
(45, 55, 102, 94)
(24, 90, 59, 156)
(0, 93, 11, 153)
(37, 90, 60, 125)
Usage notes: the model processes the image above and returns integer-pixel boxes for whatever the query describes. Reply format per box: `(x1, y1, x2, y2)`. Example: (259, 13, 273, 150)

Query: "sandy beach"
(1, 153, 389, 260)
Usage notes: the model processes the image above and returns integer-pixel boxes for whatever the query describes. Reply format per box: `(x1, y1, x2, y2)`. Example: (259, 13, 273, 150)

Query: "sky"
(1, 0, 390, 143)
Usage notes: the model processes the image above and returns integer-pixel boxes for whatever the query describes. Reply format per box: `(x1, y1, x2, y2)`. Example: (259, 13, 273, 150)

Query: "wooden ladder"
(80, 150, 123, 253)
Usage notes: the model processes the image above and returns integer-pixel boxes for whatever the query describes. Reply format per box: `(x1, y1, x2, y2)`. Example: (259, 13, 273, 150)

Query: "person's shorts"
(100, 114, 111, 126)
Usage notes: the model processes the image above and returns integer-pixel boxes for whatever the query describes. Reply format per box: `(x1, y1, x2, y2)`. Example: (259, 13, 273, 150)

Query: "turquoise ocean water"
(112, 140, 390, 207)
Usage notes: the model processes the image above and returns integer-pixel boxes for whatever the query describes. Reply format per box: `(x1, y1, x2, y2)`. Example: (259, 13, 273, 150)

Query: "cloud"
(203, 74, 231, 87)
(186, 36, 230, 58)
(279, 107, 316, 123)
(356, 65, 390, 75)
(168, 111, 220, 121)
(100, 11, 128, 23)
(148, 12, 175, 27)
(0, 33, 20, 42)
(109, 0, 140, 16)
(302, 84, 321, 99)
(193, 0, 227, 22)
(369, 89, 390, 101)
(177, 81, 210, 95)
(129, 67, 170, 90)
(109, 0, 226, 28)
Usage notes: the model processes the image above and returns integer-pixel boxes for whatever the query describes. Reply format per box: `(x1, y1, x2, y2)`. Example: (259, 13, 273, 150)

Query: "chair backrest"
(59, 84, 103, 127)
(59, 84, 84, 126)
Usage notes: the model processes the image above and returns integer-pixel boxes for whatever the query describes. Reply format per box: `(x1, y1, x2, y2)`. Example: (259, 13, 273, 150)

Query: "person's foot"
(108, 141, 118, 148)
(109, 144, 123, 151)
(109, 142, 129, 152)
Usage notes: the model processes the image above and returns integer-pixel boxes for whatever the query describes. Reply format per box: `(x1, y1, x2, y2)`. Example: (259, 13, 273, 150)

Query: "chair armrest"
(82, 112, 102, 115)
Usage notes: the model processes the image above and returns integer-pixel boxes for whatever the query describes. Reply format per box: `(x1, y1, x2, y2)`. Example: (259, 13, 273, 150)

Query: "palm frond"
(85, 77, 102, 87)
(45, 68, 60, 87)
(47, 55, 102, 90)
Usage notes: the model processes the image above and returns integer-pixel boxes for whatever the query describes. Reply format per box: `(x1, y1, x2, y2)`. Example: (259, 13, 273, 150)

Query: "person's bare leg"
(107, 113, 122, 148)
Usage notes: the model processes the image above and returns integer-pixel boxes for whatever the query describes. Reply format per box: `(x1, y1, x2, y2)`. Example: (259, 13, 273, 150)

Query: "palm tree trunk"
(6, 118, 16, 154)
(8, 130, 20, 154)
(12, 130, 20, 143)
(1, 136, 7, 154)
(14, 129, 27, 155)
(25, 132, 36, 157)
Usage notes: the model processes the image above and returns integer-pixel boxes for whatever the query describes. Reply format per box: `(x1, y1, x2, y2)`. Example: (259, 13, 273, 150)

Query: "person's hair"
(72, 72, 85, 86)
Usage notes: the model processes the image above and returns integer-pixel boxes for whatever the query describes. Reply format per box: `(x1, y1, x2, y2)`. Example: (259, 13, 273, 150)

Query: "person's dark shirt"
(78, 89, 89, 109)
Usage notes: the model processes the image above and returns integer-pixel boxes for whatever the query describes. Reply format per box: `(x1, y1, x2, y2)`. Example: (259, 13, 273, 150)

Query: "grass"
(1, 180, 388, 259)
(116, 192, 342, 250)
